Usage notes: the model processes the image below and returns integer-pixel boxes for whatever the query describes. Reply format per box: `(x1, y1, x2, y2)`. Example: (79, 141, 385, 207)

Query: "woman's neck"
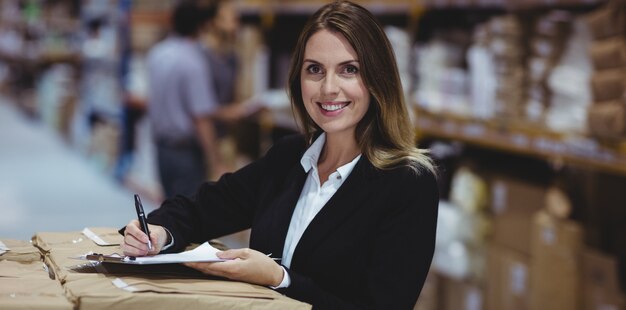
(318, 132, 360, 175)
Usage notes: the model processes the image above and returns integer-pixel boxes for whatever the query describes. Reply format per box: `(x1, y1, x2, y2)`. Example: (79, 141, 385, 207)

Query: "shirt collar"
(300, 133, 326, 173)
(300, 133, 362, 179)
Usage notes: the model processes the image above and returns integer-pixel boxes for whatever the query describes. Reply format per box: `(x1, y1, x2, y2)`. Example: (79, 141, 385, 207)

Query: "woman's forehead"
(303, 29, 358, 63)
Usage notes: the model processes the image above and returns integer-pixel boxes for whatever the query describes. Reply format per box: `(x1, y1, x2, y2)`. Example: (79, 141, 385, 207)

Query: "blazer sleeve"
(279, 168, 439, 309)
(145, 137, 287, 253)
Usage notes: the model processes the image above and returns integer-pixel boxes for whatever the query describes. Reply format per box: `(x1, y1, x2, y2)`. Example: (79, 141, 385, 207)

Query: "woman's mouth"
(319, 101, 350, 112)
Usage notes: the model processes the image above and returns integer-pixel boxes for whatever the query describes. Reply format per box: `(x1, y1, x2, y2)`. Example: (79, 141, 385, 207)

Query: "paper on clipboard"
(74, 242, 226, 265)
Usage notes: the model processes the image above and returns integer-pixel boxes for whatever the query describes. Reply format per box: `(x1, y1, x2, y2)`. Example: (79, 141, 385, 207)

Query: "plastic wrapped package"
(450, 167, 489, 213)
(545, 17, 593, 134)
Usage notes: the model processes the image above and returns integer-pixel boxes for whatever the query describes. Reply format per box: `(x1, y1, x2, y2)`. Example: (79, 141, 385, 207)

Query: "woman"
(122, 1, 438, 308)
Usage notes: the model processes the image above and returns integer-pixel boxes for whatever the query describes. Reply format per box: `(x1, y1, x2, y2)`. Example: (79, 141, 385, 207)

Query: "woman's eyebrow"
(303, 59, 359, 65)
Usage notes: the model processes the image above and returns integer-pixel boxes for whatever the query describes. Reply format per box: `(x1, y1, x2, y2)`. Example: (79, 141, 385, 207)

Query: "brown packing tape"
(588, 100, 626, 139)
(0, 239, 42, 262)
(590, 69, 625, 102)
(589, 38, 626, 71)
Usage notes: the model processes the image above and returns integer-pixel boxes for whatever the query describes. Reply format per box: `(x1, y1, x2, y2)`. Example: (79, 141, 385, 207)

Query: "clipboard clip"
(85, 253, 136, 263)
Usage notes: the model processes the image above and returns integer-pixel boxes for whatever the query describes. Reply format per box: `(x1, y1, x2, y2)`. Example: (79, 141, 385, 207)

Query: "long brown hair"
(287, 0, 435, 174)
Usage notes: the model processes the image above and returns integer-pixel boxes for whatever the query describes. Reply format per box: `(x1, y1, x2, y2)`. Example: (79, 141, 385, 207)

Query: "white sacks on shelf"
(545, 17, 593, 134)
(434, 167, 490, 281)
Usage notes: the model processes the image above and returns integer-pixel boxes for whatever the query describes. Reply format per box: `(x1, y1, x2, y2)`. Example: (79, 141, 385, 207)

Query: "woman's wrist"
(271, 264, 285, 287)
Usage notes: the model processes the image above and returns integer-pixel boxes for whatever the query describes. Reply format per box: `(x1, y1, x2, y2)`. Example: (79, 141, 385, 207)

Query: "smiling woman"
(121, 1, 439, 309)
(300, 29, 370, 145)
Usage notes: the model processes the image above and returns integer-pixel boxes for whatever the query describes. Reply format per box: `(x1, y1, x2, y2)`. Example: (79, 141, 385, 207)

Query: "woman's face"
(300, 29, 370, 138)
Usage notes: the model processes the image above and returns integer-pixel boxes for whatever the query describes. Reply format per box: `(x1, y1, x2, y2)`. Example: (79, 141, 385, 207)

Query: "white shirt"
(275, 133, 361, 288)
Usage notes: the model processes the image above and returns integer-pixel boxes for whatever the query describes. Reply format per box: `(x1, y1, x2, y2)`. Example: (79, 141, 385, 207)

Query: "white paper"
(82, 227, 110, 246)
(76, 241, 225, 265)
(130, 242, 225, 265)
(0, 240, 8, 255)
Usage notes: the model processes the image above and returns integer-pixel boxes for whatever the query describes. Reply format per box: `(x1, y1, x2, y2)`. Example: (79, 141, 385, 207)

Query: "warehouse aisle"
(0, 100, 152, 240)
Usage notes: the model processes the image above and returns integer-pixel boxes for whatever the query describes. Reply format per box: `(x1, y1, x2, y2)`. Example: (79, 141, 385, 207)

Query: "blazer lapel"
(257, 162, 308, 260)
(290, 156, 379, 269)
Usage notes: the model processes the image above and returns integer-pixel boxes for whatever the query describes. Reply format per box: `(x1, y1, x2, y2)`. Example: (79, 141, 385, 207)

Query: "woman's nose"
(321, 74, 339, 96)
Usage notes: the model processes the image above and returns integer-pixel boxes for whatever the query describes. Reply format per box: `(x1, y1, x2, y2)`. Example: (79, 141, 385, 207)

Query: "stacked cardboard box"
(439, 275, 483, 310)
(413, 271, 439, 310)
(0, 239, 73, 309)
(486, 175, 546, 310)
(581, 248, 626, 310)
(0, 239, 42, 263)
(586, 1, 626, 140)
(31, 228, 310, 310)
(529, 210, 584, 310)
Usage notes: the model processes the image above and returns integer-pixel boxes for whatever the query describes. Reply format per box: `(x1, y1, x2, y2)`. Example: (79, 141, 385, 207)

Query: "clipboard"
(83, 253, 137, 264)
(72, 242, 226, 265)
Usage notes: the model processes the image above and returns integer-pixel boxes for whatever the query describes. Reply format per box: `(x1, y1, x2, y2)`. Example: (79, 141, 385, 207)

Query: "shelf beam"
(414, 107, 626, 176)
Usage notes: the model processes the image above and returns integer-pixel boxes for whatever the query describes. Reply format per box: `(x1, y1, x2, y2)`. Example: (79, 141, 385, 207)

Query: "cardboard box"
(490, 176, 547, 256)
(590, 38, 626, 71)
(590, 69, 625, 102)
(0, 239, 42, 262)
(0, 260, 74, 310)
(588, 100, 626, 139)
(529, 210, 584, 310)
(486, 245, 530, 310)
(439, 276, 483, 310)
(582, 248, 626, 310)
(585, 2, 625, 40)
(33, 229, 311, 310)
(414, 271, 439, 310)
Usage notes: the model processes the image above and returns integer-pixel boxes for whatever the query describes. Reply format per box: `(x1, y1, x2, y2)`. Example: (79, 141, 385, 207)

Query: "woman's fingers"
(122, 220, 150, 256)
(125, 220, 150, 243)
(183, 248, 283, 286)
(216, 248, 250, 260)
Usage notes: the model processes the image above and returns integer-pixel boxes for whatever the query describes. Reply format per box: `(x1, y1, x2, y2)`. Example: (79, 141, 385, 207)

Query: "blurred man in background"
(146, 2, 223, 198)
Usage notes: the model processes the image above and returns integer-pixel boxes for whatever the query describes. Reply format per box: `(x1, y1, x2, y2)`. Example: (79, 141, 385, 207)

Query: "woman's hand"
(184, 248, 284, 287)
(121, 220, 168, 256)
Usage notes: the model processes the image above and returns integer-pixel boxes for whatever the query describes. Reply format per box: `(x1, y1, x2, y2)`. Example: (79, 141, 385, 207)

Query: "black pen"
(134, 194, 152, 250)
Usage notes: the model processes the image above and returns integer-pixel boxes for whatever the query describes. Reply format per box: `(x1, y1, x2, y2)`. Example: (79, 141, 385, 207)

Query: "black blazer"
(147, 134, 439, 309)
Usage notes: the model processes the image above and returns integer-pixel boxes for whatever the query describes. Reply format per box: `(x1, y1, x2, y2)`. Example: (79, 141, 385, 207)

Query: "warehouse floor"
(0, 100, 147, 240)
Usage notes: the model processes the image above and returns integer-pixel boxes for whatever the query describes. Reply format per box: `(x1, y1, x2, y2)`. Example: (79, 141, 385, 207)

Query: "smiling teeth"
(321, 103, 347, 111)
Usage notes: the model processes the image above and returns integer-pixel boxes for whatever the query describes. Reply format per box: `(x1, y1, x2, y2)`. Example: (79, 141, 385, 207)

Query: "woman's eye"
(306, 64, 323, 74)
(343, 65, 359, 75)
